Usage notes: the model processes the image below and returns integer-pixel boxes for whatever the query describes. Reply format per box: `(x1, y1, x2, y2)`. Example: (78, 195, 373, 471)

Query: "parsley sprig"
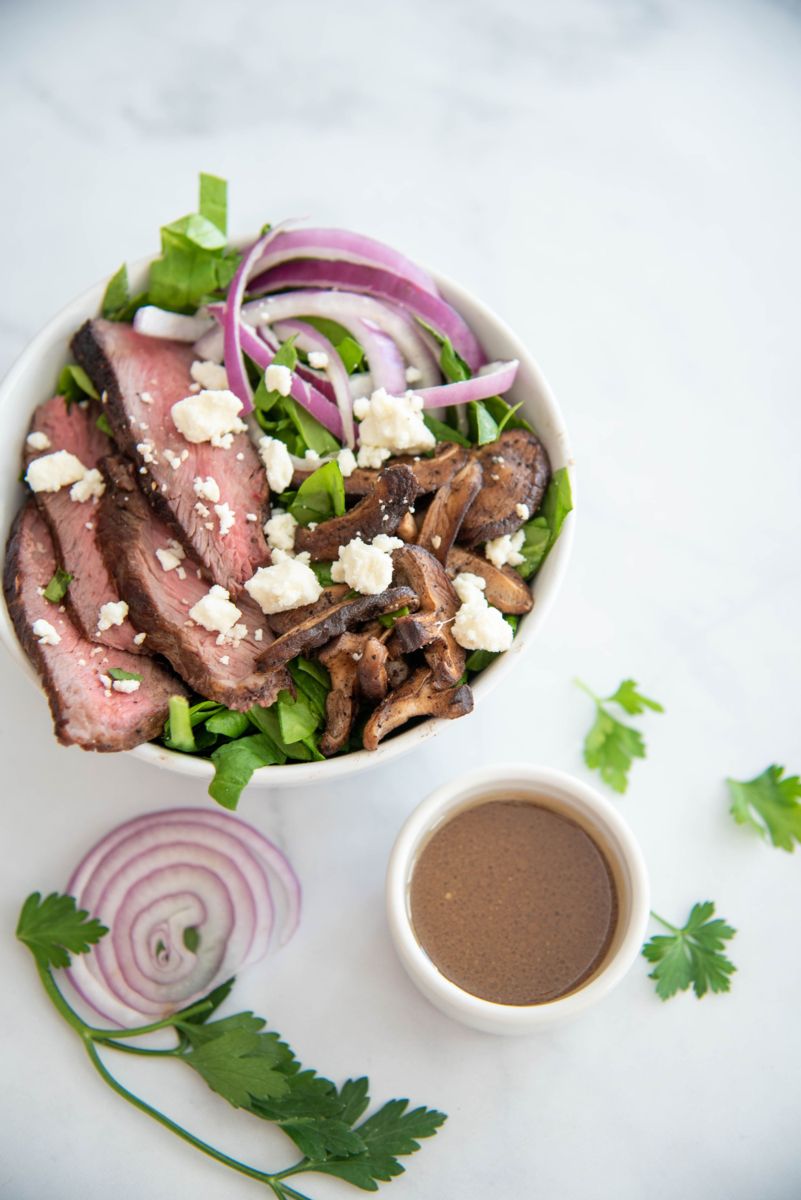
(575, 677, 664, 793)
(642, 903, 737, 1000)
(16, 893, 445, 1198)
(727, 764, 801, 852)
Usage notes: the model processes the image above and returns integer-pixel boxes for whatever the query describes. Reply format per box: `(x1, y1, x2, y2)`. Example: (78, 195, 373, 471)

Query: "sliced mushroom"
(266, 584, 349, 636)
(257, 585, 417, 669)
(357, 636, 389, 701)
(417, 459, 483, 564)
(459, 430, 550, 546)
(340, 443, 470, 497)
(362, 668, 473, 750)
(390, 544, 465, 687)
(447, 546, 533, 614)
(396, 510, 418, 543)
(316, 625, 389, 755)
(294, 465, 419, 561)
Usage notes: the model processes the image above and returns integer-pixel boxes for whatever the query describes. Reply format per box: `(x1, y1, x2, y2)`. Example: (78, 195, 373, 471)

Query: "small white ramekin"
(386, 763, 650, 1034)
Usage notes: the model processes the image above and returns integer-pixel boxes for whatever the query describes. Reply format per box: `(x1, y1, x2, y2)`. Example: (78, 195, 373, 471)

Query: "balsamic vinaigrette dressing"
(409, 799, 618, 1006)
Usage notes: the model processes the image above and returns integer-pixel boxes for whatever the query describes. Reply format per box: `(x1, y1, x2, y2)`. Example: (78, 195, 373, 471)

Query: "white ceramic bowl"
(386, 764, 650, 1034)
(0, 254, 574, 787)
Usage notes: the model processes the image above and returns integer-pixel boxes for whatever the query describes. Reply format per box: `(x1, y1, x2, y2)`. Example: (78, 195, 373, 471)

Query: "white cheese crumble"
(25, 451, 87, 494)
(133, 631, 147, 645)
(265, 364, 293, 396)
(137, 439, 158, 465)
(194, 500, 210, 518)
(244, 557, 322, 615)
(188, 585, 243, 636)
(353, 388, 435, 469)
(337, 447, 357, 477)
(452, 572, 513, 653)
(515, 503, 530, 521)
(193, 476, 221, 503)
(264, 510, 298, 553)
(155, 540, 186, 572)
(26, 431, 51, 451)
(112, 678, 141, 694)
(214, 502, 236, 538)
(171, 389, 246, 447)
(140, 391, 153, 405)
(304, 449, 321, 465)
(330, 535, 403, 595)
(259, 436, 294, 493)
(484, 530, 526, 569)
(163, 448, 183, 471)
(308, 350, 329, 370)
(405, 365, 423, 384)
(97, 600, 129, 632)
(254, 628, 263, 642)
(32, 618, 60, 646)
(219, 654, 230, 666)
(191, 359, 228, 391)
(70, 468, 105, 503)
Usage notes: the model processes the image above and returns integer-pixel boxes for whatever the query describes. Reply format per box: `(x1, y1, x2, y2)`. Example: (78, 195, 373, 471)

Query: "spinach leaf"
(209, 733, 283, 809)
(57, 364, 98, 406)
(465, 615, 519, 673)
(289, 461, 346, 526)
(147, 175, 240, 313)
(43, 568, 73, 604)
(516, 467, 573, 579)
(206, 709, 251, 739)
(422, 414, 471, 448)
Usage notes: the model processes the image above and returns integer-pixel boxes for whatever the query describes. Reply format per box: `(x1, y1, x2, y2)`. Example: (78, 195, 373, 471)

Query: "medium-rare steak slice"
(3, 502, 183, 751)
(459, 430, 551, 546)
(98, 456, 287, 711)
(24, 395, 145, 653)
(294, 465, 419, 561)
(72, 318, 270, 590)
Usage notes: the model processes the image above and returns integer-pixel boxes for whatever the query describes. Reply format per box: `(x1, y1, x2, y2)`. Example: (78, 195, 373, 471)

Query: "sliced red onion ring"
(133, 306, 214, 342)
(222, 229, 282, 412)
(415, 359, 519, 407)
(65, 808, 301, 1028)
(273, 319, 355, 448)
(193, 323, 225, 363)
(249, 228, 438, 296)
(259, 323, 338, 404)
(248, 260, 485, 371)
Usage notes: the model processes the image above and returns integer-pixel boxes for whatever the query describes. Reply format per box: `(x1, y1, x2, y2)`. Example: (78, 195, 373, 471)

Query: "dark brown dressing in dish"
(409, 799, 617, 1005)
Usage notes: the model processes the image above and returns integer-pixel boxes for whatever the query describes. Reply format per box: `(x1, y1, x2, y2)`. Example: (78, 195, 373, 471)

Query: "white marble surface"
(1, 0, 800, 1196)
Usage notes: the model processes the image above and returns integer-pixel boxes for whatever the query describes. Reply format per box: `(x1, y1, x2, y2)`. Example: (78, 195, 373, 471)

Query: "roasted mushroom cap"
(447, 546, 533, 615)
(266, 584, 349, 636)
(294, 465, 419, 561)
(396, 510, 418, 543)
(417, 459, 483, 564)
(459, 430, 550, 546)
(357, 636, 390, 701)
(390, 544, 465, 687)
(340, 443, 470, 498)
(362, 667, 473, 750)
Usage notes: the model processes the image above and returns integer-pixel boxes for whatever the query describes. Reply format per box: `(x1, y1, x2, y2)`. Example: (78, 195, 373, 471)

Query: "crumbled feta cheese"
(337, 447, 357, 478)
(308, 350, 329, 370)
(155, 540, 186, 572)
(353, 388, 434, 469)
(163, 448, 183, 471)
(193, 476, 220, 503)
(70, 468, 105, 503)
(32, 618, 60, 646)
(85, 522, 94, 531)
(171, 389, 246, 446)
(25, 451, 87, 494)
(265, 364, 293, 396)
(244, 558, 322, 615)
(264, 510, 298, 553)
(139, 391, 153, 405)
(405, 365, 423, 384)
(304, 449, 321, 465)
(452, 572, 513, 653)
(188, 585, 243, 635)
(133, 631, 147, 645)
(484, 530, 526, 569)
(259, 436, 294, 493)
(330, 535, 402, 595)
(97, 601, 129, 632)
(214, 502, 236, 538)
(176, 566, 187, 580)
(219, 654, 230, 666)
(236, 452, 244, 461)
(245, 512, 257, 522)
(191, 359, 228, 391)
(254, 628, 263, 642)
(515, 503, 530, 521)
(112, 678, 141, 694)
(26, 431, 51, 451)
(137, 440, 158, 465)
(194, 501, 210, 518)
(99, 673, 112, 691)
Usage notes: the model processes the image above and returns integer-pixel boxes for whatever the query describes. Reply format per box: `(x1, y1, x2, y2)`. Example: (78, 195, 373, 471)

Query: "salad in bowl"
(1, 175, 572, 805)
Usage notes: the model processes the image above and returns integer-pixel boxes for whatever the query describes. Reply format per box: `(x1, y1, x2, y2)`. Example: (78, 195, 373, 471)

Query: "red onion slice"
(65, 808, 300, 1028)
(415, 359, 519, 407)
(249, 227, 438, 295)
(273, 319, 356, 448)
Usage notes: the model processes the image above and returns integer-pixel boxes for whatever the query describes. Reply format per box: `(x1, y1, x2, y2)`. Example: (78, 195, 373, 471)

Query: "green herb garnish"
(516, 467, 573, 579)
(727, 764, 801, 852)
(15, 892, 445, 1196)
(642, 903, 737, 1000)
(575, 678, 664, 794)
(43, 568, 73, 604)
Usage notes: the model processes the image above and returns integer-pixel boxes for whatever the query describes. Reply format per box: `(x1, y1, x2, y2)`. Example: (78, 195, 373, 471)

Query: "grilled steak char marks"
(24, 395, 146, 653)
(72, 319, 270, 591)
(458, 429, 551, 546)
(98, 456, 288, 711)
(294, 465, 419, 561)
(3, 503, 183, 751)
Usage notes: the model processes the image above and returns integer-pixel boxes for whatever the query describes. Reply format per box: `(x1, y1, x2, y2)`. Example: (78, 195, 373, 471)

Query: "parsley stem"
(94, 1039, 179, 1057)
(83, 998, 213, 1040)
(574, 677, 600, 704)
(650, 910, 679, 934)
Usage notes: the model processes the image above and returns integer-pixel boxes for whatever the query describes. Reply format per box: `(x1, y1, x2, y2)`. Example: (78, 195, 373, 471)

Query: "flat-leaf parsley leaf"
(727, 764, 801, 852)
(642, 903, 736, 1000)
(575, 677, 663, 793)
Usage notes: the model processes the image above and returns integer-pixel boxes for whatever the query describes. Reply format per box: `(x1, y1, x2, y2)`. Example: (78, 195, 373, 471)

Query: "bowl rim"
(385, 763, 650, 1033)
(0, 253, 575, 788)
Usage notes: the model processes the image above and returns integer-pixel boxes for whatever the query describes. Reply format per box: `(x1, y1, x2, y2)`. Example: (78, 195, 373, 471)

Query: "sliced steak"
(98, 456, 287, 711)
(3, 502, 183, 751)
(257, 586, 418, 670)
(294, 465, 419, 561)
(446, 546, 533, 614)
(72, 319, 269, 590)
(338, 443, 469, 497)
(417, 459, 483, 564)
(459, 430, 551, 546)
(24, 395, 146, 653)
(362, 667, 473, 751)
